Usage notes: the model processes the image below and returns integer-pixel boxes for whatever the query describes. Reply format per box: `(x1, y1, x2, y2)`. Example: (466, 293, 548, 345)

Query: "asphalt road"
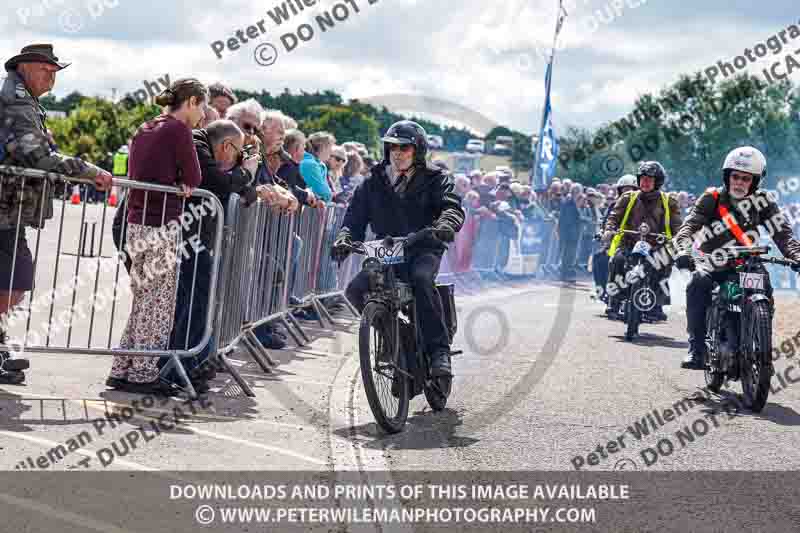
(1, 261, 799, 474)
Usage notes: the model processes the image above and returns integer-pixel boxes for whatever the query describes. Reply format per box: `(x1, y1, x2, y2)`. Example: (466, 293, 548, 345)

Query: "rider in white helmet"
(674, 146, 800, 369)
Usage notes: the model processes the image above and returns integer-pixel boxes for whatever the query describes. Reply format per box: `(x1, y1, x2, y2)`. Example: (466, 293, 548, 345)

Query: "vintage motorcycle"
(344, 230, 459, 433)
(702, 245, 798, 412)
(608, 223, 670, 341)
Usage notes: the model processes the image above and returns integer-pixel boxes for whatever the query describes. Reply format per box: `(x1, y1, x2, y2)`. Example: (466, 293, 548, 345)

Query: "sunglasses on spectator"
(241, 123, 258, 134)
(333, 155, 346, 162)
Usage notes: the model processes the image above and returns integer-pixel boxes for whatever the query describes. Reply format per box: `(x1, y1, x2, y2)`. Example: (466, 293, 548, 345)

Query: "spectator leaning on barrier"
(328, 145, 350, 203)
(340, 148, 364, 196)
(227, 100, 291, 210)
(278, 128, 319, 207)
(301, 132, 335, 202)
(257, 109, 299, 211)
(199, 105, 220, 128)
(208, 82, 237, 118)
(165, 118, 262, 392)
(106, 78, 206, 394)
(0, 44, 113, 384)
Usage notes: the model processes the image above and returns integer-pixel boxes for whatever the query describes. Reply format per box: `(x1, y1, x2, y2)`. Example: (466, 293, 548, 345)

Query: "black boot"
(0, 369, 25, 384)
(429, 349, 452, 378)
(0, 331, 28, 372)
(681, 341, 707, 370)
(647, 305, 668, 322)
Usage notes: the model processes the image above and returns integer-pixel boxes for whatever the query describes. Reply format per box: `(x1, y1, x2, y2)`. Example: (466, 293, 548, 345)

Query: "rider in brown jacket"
(603, 161, 683, 321)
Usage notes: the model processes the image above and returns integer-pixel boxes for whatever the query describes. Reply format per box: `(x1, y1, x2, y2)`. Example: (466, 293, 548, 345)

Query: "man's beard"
(730, 188, 749, 200)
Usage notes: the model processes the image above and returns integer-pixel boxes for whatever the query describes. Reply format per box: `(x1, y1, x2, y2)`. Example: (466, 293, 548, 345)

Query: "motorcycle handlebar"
(619, 229, 668, 244)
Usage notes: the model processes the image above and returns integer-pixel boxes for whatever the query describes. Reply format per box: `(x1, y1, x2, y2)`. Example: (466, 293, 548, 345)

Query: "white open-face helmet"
(616, 174, 638, 193)
(722, 146, 766, 194)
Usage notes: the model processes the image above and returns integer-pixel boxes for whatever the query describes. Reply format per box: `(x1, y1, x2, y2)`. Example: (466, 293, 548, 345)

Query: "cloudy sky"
(2, 0, 797, 135)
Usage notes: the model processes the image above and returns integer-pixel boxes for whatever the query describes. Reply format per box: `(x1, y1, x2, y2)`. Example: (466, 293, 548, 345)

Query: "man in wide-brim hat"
(0, 44, 112, 384)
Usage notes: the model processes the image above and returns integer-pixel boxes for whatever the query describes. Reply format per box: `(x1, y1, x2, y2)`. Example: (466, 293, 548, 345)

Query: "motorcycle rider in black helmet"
(602, 161, 683, 321)
(331, 120, 465, 377)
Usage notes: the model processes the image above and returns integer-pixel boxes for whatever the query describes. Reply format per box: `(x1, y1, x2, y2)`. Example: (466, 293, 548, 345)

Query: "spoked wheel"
(358, 302, 409, 433)
(624, 284, 641, 341)
(424, 375, 451, 412)
(704, 304, 724, 393)
(740, 300, 772, 412)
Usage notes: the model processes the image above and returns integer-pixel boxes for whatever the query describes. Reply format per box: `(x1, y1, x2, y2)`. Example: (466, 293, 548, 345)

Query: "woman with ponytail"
(106, 78, 207, 393)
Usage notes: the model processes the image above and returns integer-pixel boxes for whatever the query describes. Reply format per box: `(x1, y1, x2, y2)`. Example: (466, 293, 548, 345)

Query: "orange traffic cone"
(108, 187, 118, 207)
(70, 185, 81, 205)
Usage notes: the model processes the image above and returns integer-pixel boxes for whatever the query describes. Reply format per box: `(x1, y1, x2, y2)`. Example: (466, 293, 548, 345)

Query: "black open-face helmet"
(381, 120, 428, 169)
(636, 161, 667, 190)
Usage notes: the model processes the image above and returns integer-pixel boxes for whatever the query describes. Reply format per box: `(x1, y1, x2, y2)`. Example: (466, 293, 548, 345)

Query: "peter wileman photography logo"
(16, 0, 121, 34)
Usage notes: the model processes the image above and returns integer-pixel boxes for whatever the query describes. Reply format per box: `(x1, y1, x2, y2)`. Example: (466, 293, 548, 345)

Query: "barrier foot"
(218, 352, 256, 397)
(168, 354, 198, 401)
(245, 329, 278, 366)
(342, 297, 360, 318)
(314, 297, 336, 326)
(311, 299, 329, 329)
(240, 332, 273, 374)
(281, 314, 308, 346)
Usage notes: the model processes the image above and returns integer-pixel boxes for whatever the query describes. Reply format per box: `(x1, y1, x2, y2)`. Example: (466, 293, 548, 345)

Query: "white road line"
(0, 430, 153, 471)
(20, 392, 328, 467)
(187, 426, 327, 466)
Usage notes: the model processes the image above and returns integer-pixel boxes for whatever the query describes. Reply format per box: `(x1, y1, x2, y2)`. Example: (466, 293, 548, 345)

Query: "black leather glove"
(676, 255, 695, 271)
(331, 234, 352, 262)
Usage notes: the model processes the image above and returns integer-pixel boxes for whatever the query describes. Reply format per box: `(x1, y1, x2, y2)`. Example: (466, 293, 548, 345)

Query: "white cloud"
(3, 0, 797, 137)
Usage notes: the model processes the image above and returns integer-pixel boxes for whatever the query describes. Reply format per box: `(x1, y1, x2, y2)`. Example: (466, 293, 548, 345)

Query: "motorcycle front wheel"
(740, 300, 772, 412)
(359, 302, 409, 433)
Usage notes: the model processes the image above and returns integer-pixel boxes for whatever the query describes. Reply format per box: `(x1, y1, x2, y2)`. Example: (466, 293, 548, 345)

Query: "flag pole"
(532, 0, 567, 189)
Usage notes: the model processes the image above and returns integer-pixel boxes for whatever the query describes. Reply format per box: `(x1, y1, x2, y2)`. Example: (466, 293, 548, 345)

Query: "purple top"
(127, 114, 202, 226)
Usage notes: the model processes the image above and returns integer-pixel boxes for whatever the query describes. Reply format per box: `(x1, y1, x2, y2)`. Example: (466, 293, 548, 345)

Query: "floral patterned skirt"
(109, 223, 179, 383)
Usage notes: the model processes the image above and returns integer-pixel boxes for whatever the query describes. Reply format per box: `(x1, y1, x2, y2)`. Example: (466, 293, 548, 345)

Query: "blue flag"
(534, 60, 559, 190)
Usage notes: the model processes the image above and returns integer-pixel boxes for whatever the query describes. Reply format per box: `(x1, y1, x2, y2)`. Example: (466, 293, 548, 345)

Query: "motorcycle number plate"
(739, 272, 765, 290)
(365, 240, 405, 264)
(632, 241, 652, 256)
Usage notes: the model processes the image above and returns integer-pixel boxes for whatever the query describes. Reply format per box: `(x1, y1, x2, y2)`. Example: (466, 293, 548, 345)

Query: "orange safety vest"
(709, 189, 753, 246)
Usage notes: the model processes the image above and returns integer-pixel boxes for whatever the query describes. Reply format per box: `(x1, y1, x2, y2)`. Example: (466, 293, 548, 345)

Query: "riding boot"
(682, 314, 707, 370)
(429, 349, 452, 378)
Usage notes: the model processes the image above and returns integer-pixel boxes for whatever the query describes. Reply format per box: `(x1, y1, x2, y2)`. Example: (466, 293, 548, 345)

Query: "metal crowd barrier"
(0, 166, 224, 400)
(210, 199, 359, 388)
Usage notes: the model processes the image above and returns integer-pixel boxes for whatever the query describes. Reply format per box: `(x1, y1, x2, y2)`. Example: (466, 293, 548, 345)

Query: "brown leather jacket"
(605, 190, 683, 250)
(674, 187, 800, 265)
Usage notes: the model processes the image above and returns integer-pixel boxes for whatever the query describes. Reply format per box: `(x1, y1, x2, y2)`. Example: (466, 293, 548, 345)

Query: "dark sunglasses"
(389, 144, 414, 152)
(333, 156, 346, 162)
(241, 123, 258, 134)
